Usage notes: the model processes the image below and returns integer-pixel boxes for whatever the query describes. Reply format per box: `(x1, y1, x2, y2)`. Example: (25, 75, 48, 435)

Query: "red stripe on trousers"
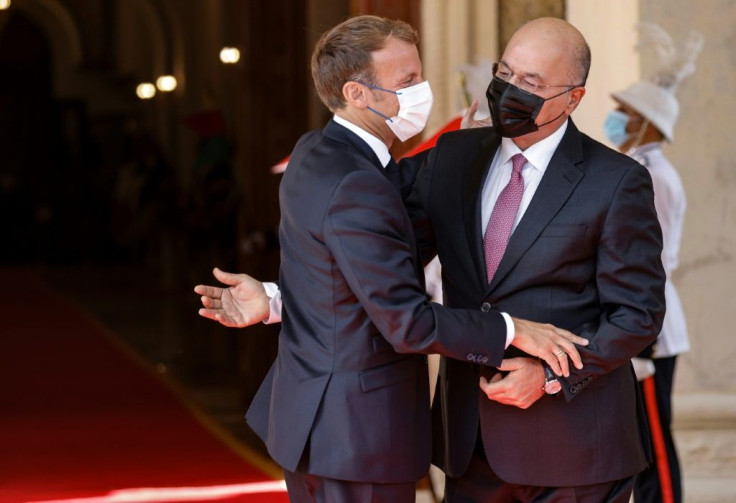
(642, 375, 674, 503)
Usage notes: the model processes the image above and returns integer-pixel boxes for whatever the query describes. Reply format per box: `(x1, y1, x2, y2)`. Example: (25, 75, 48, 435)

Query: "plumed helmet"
(611, 22, 703, 142)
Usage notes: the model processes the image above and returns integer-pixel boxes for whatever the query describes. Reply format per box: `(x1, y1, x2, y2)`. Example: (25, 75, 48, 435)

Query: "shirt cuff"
(500, 312, 515, 349)
(262, 282, 282, 324)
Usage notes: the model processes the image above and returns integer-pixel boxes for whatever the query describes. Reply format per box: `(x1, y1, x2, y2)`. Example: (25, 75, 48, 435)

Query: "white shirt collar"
(498, 119, 569, 173)
(333, 114, 392, 168)
(629, 142, 660, 157)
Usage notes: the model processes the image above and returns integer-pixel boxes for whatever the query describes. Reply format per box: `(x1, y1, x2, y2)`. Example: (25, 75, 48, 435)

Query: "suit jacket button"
(480, 302, 491, 312)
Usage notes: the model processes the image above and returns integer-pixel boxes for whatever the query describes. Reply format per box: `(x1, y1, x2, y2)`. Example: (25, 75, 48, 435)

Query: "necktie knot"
(511, 153, 526, 176)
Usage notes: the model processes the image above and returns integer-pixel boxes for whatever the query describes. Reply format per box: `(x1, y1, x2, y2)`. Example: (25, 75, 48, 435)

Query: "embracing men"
(196, 15, 665, 503)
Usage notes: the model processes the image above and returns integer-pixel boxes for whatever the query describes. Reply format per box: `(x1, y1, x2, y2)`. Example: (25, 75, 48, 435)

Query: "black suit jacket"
(408, 120, 666, 486)
(246, 120, 509, 484)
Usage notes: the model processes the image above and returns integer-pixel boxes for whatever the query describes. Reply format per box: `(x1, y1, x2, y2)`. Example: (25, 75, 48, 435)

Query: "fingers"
(556, 330, 584, 370)
(543, 341, 574, 377)
(212, 267, 241, 286)
(495, 358, 520, 372)
(200, 296, 221, 309)
(556, 348, 570, 376)
(479, 374, 503, 394)
(469, 98, 479, 115)
(568, 333, 589, 346)
(507, 318, 589, 376)
(193, 284, 223, 298)
(479, 365, 543, 409)
(199, 308, 239, 328)
(460, 99, 479, 129)
(466, 99, 479, 119)
(198, 308, 219, 321)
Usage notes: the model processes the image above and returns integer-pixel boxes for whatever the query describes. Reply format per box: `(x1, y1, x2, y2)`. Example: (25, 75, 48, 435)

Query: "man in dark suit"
(407, 17, 666, 501)
(195, 15, 587, 503)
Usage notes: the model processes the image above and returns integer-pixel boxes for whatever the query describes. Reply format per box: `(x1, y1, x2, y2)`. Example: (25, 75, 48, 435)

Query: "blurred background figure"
(603, 21, 704, 503)
(182, 108, 241, 284)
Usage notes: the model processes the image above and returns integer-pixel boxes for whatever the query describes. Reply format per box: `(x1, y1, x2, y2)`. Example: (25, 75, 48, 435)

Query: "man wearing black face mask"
(407, 17, 666, 501)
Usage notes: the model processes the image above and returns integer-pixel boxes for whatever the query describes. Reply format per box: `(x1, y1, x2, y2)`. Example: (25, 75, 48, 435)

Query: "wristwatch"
(542, 363, 562, 395)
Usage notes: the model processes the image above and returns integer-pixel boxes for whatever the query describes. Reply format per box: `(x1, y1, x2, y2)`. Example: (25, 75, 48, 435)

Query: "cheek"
(625, 118, 642, 133)
(540, 97, 568, 120)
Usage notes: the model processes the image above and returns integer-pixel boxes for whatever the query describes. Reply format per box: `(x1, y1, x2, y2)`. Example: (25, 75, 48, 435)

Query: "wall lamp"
(219, 47, 241, 64)
(156, 75, 177, 92)
(136, 82, 156, 100)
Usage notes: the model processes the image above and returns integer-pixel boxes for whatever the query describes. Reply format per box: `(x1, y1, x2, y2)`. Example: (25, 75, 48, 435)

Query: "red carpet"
(0, 269, 288, 503)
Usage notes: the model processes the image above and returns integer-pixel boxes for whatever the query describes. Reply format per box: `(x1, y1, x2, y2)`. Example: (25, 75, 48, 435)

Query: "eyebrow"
(499, 60, 543, 80)
(394, 72, 418, 86)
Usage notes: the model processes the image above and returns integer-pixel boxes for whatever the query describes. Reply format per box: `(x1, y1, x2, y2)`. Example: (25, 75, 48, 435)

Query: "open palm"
(194, 268, 270, 327)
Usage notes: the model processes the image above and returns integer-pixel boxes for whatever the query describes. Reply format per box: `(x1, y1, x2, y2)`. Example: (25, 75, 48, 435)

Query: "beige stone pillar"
(641, 2, 736, 501)
(567, 0, 640, 145)
(421, 0, 498, 133)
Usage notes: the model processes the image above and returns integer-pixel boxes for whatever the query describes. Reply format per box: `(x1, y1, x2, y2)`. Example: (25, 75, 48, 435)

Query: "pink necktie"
(483, 153, 526, 283)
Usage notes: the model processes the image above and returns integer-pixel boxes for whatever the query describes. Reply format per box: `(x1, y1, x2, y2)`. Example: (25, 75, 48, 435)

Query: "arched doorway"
(0, 11, 61, 263)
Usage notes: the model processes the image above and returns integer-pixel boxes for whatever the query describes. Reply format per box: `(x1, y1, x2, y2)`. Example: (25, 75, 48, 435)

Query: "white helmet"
(612, 81, 678, 142)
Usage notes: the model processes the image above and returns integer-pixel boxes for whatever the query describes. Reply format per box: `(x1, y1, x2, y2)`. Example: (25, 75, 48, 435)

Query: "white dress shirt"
(481, 120, 568, 237)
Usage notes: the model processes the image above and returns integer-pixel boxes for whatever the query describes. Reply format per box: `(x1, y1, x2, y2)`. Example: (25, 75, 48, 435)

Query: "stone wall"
(642, 2, 736, 500)
(424, 0, 736, 500)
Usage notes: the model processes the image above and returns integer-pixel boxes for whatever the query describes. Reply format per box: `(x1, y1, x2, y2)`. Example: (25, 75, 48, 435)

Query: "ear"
(343, 81, 369, 109)
(567, 87, 586, 113)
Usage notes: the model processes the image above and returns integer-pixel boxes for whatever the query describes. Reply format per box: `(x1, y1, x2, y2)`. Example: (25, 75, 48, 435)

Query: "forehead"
(501, 35, 570, 81)
(371, 37, 422, 83)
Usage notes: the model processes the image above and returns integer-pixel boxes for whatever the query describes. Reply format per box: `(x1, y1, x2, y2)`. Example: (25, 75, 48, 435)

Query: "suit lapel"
(462, 134, 501, 288)
(486, 122, 586, 295)
(325, 119, 425, 284)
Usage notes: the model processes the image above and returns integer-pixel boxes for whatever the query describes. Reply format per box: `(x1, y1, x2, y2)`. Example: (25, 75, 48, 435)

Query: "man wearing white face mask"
(238, 15, 587, 503)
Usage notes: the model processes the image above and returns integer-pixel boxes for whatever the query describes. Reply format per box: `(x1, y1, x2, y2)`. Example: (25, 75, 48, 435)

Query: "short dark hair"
(572, 41, 591, 86)
(311, 15, 418, 112)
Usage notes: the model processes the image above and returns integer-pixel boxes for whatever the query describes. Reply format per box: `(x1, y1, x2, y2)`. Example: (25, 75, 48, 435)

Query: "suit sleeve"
(562, 163, 666, 399)
(324, 170, 506, 366)
(396, 149, 430, 202)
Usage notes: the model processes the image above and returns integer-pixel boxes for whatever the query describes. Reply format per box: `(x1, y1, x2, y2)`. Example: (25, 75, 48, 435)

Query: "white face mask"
(365, 80, 434, 142)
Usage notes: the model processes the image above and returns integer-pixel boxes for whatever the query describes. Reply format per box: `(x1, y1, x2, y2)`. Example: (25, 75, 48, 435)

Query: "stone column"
(641, 2, 736, 500)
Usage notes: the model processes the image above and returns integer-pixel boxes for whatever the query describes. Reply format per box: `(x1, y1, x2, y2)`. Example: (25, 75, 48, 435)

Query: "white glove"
(631, 357, 656, 381)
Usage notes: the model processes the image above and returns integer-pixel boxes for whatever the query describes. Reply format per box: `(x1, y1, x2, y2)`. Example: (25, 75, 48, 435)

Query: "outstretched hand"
(510, 317, 589, 377)
(194, 268, 270, 327)
(460, 99, 493, 129)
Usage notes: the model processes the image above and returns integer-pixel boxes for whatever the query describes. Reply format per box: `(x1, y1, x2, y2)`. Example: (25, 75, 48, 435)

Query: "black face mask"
(486, 77, 572, 138)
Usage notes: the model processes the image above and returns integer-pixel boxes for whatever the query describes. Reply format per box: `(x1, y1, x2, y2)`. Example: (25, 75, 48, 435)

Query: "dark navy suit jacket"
(408, 120, 666, 486)
(246, 120, 509, 483)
